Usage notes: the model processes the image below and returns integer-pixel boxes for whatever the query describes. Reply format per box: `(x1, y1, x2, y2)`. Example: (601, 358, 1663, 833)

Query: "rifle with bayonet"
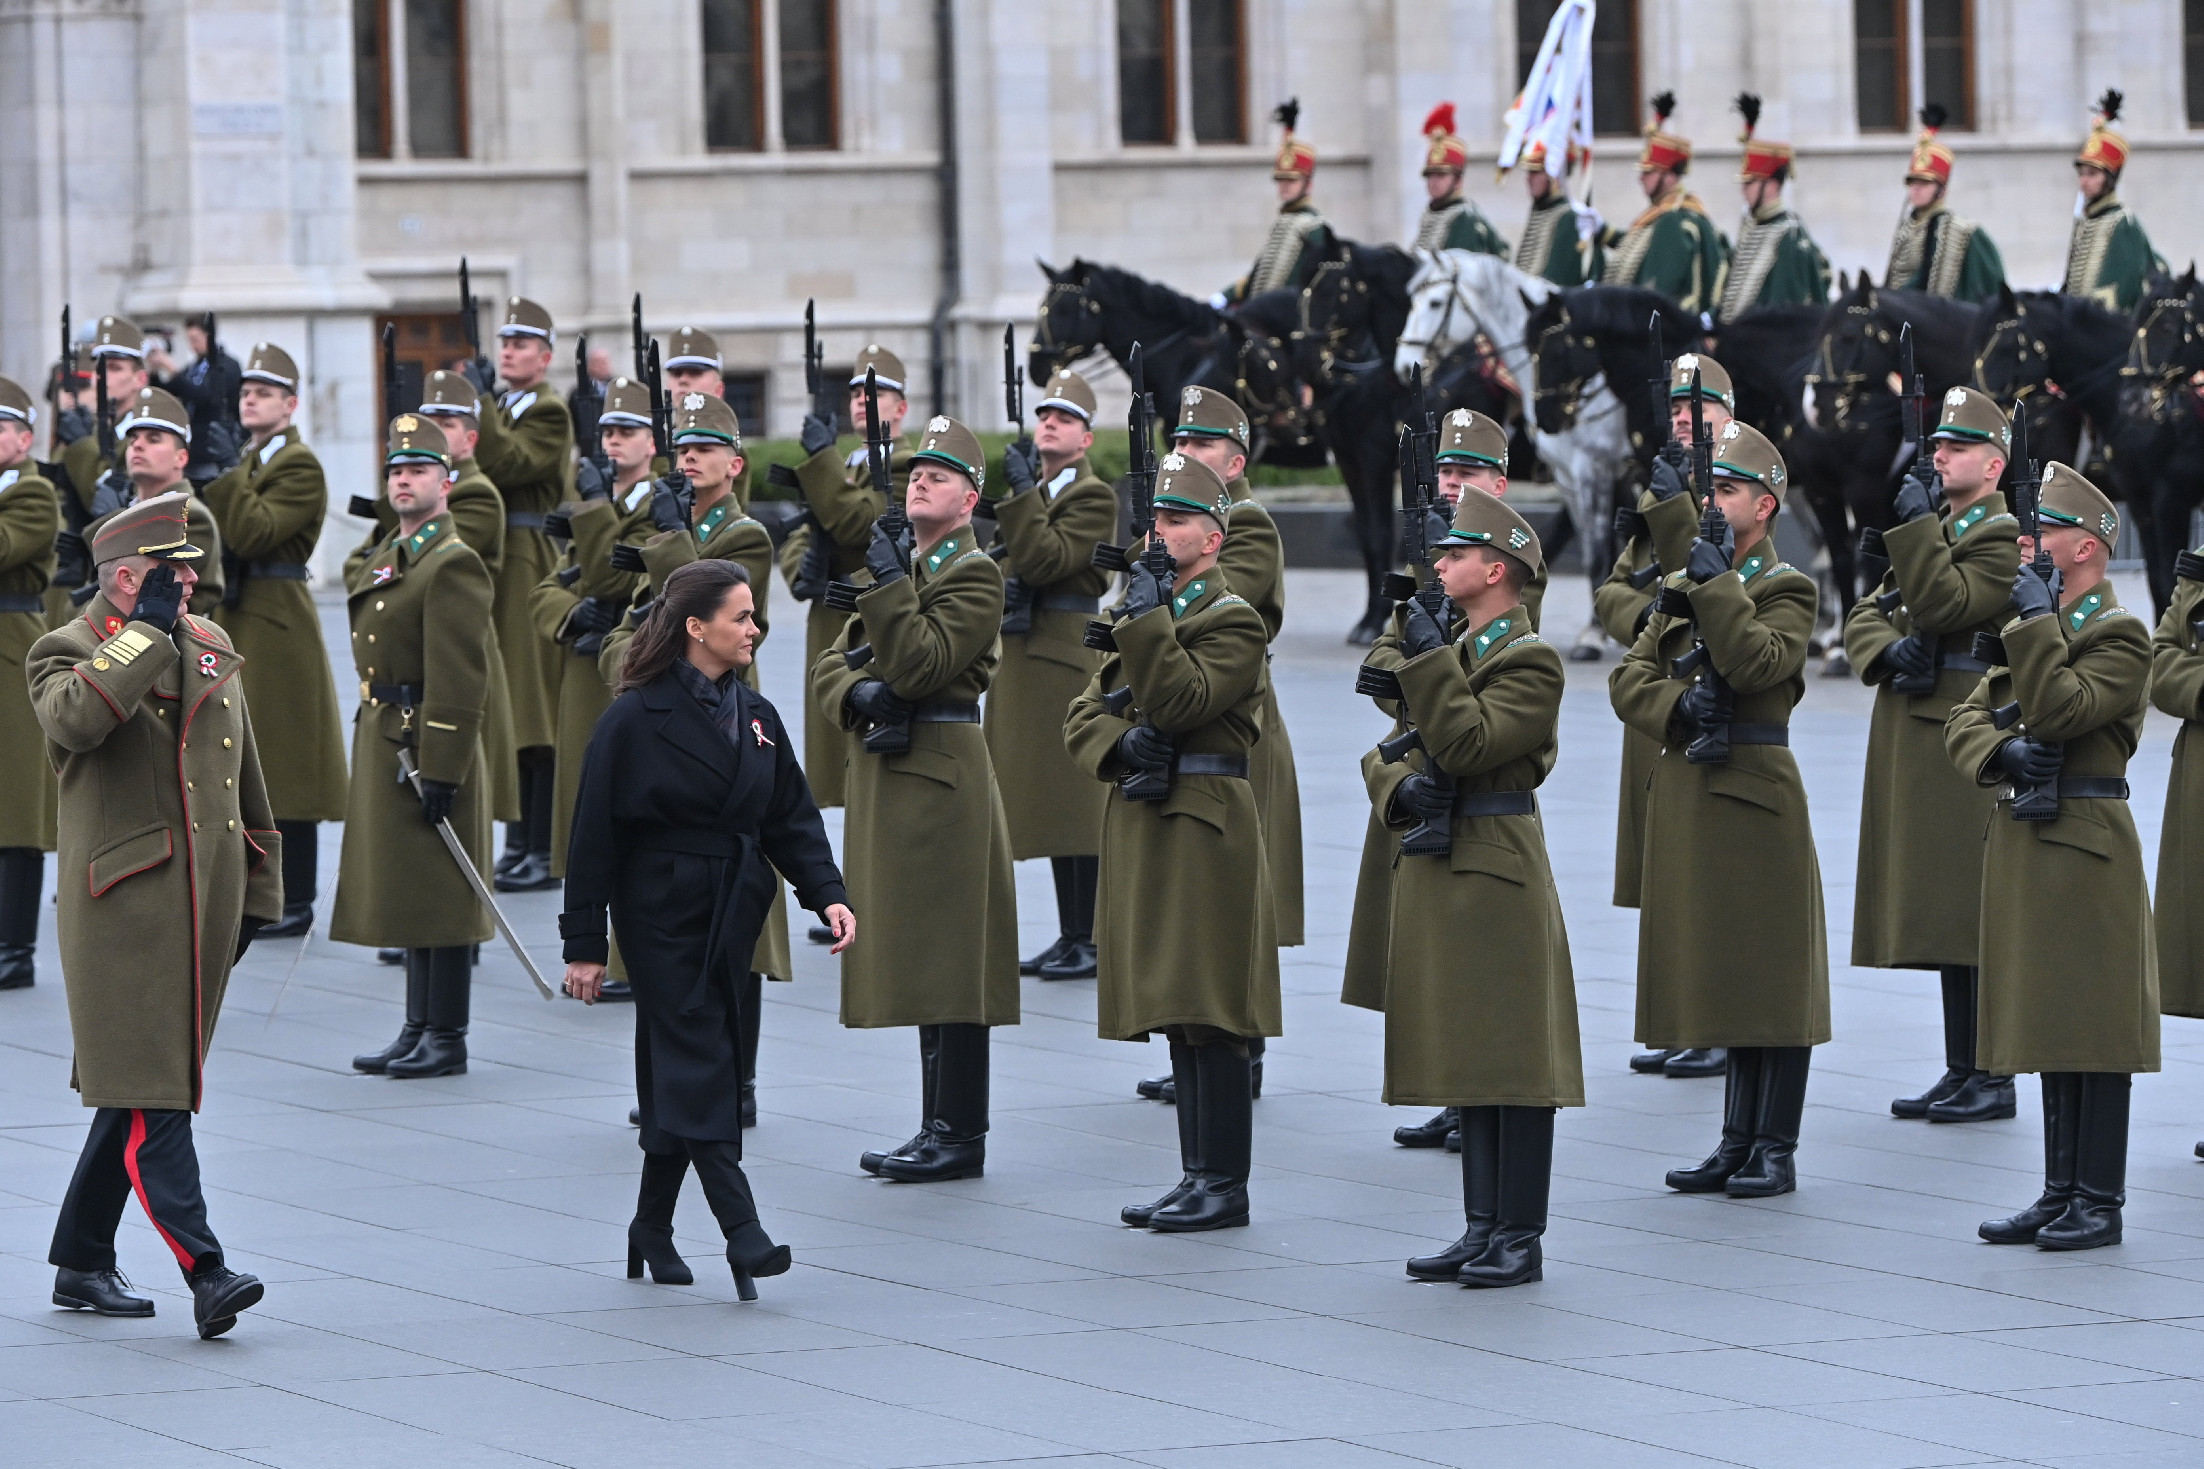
(50, 308, 97, 594)
(574, 331, 610, 498)
(459, 258, 491, 393)
(1982, 411, 2062, 821)
(1079, 343, 1173, 801)
(349, 326, 406, 522)
(1620, 312, 1674, 592)
(994, 323, 1040, 632)
(830, 367, 916, 756)
(1877, 323, 1942, 693)
(1655, 365, 1737, 765)
(775, 299, 834, 603)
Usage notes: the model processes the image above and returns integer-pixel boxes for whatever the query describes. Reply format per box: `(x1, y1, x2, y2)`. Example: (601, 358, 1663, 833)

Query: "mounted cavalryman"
(1219, 100, 1331, 306)
(2064, 91, 2162, 316)
(1512, 141, 1602, 287)
(1413, 104, 1507, 258)
(1885, 106, 2006, 304)
(1597, 93, 1727, 317)
(1715, 95, 1831, 322)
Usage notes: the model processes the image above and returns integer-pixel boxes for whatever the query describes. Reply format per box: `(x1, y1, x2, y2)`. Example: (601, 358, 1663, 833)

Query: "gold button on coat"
(222, 737, 233, 749)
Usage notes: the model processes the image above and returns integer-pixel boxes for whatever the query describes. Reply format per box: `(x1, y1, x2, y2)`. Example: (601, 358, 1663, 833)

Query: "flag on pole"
(1498, 0, 1596, 182)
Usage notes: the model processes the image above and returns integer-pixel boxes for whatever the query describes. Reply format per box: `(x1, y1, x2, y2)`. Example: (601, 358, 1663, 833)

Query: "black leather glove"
(1613, 505, 1648, 546)
(1393, 771, 1453, 823)
(200, 419, 247, 473)
(568, 596, 620, 637)
(800, 410, 838, 456)
(233, 917, 263, 963)
(1002, 437, 1039, 497)
(1881, 634, 1936, 680)
(90, 469, 130, 520)
(865, 520, 909, 584)
(1684, 515, 1735, 584)
(1892, 465, 1940, 524)
(847, 679, 911, 726)
(608, 543, 647, 573)
(575, 458, 610, 501)
(1400, 599, 1448, 658)
(347, 494, 379, 520)
(1120, 557, 1173, 620)
(1674, 679, 1724, 736)
(1632, 598, 1658, 640)
(1115, 724, 1174, 772)
(1996, 736, 2063, 785)
(132, 564, 185, 634)
(461, 357, 497, 395)
(2011, 562, 2060, 621)
(542, 509, 574, 541)
(52, 529, 87, 586)
(54, 405, 93, 446)
(1649, 447, 1689, 502)
(418, 778, 457, 826)
(647, 473, 693, 535)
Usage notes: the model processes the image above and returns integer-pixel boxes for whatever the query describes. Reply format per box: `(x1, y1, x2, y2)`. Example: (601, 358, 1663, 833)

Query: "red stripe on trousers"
(123, 1110, 196, 1270)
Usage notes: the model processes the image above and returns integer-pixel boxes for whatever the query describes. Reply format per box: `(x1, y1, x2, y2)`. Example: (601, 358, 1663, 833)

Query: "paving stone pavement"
(3, 568, 2202, 1468)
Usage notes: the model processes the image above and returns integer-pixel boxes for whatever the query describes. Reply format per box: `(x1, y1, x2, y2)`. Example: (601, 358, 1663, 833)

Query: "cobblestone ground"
(3, 569, 2201, 1468)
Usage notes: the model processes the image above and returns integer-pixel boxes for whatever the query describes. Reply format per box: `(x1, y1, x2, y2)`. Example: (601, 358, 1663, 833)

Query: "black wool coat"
(560, 669, 845, 1147)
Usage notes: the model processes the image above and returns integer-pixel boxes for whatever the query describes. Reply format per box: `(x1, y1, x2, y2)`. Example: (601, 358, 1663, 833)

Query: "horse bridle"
(1530, 309, 1598, 428)
(1030, 277, 1100, 374)
(1803, 303, 1886, 433)
(2119, 292, 2204, 423)
(1972, 310, 2052, 409)
(1396, 258, 1467, 365)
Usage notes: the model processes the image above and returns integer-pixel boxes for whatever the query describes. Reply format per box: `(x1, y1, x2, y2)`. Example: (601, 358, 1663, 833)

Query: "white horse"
(1396, 248, 1637, 659)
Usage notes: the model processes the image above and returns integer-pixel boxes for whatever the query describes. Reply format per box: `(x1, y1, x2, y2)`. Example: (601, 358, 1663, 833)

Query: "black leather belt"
(363, 682, 424, 708)
(1939, 653, 1991, 674)
(911, 702, 982, 723)
(1724, 723, 1790, 746)
(0, 594, 44, 614)
(507, 512, 548, 530)
(247, 560, 309, 580)
(1454, 789, 1536, 817)
(635, 829, 743, 858)
(2055, 778, 2130, 800)
(1176, 754, 1249, 778)
(1035, 592, 1101, 613)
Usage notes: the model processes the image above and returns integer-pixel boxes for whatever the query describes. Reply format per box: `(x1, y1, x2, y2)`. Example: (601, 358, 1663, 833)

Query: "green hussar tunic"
(2064, 193, 2163, 315)
(329, 518, 496, 951)
(786, 441, 912, 806)
(1716, 201, 1832, 321)
(1066, 577, 1279, 1040)
(202, 432, 348, 822)
(1414, 195, 1508, 258)
(472, 382, 573, 751)
(1945, 586, 2156, 1074)
(2151, 569, 2204, 1016)
(1600, 188, 1728, 315)
(1885, 201, 2007, 304)
(1843, 496, 2019, 967)
(983, 456, 1114, 859)
(1516, 193, 1603, 286)
(813, 532, 1018, 1028)
(1220, 477, 1303, 948)
(1364, 610, 1581, 1108)
(1228, 200, 1331, 303)
(1610, 543, 1829, 1047)
(0, 465, 60, 849)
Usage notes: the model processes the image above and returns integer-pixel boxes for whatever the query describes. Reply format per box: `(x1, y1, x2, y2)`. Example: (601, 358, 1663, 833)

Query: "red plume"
(1422, 102, 1457, 139)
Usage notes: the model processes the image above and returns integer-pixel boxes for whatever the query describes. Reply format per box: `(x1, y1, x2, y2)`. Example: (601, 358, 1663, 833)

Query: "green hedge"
(742, 428, 1341, 500)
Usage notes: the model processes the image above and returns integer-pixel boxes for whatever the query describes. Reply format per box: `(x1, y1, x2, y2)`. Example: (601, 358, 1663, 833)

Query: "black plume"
(2096, 89, 2123, 124)
(1733, 92, 1761, 134)
(1272, 97, 1300, 134)
(1649, 91, 1676, 127)
(1918, 103, 1948, 132)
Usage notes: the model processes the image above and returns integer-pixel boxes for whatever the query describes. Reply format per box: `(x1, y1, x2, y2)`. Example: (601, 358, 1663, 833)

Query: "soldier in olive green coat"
(2152, 551, 2204, 1026)
(982, 368, 1114, 980)
(202, 343, 348, 941)
(1370, 492, 1578, 1290)
(1948, 464, 2154, 1252)
(1844, 387, 2020, 1124)
(1067, 454, 1277, 1233)
(32, 494, 280, 1336)
(470, 297, 573, 892)
(333, 416, 496, 1082)
(812, 416, 1017, 1184)
(1610, 421, 1827, 1199)
(0, 379, 59, 989)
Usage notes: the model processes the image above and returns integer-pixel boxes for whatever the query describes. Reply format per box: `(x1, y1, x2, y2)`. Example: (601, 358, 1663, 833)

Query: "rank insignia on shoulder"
(100, 627, 155, 665)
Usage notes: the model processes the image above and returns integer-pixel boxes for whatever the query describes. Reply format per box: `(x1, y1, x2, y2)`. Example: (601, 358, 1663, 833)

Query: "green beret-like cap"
(386, 413, 452, 467)
(1150, 452, 1233, 525)
(671, 391, 742, 449)
(597, 375, 653, 428)
(0, 376, 35, 427)
(93, 315, 146, 362)
(1436, 407, 1508, 467)
(665, 326, 721, 371)
(1710, 419, 1788, 503)
(910, 414, 985, 491)
(2036, 461, 2120, 544)
(1035, 367, 1097, 424)
(499, 296, 555, 342)
(417, 369, 480, 420)
(850, 344, 908, 393)
(241, 341, 299, 391)
(1440, 486, 1543, 574)
(117, 387, 192, 444)
(1668, 352, 1735, 410)
(1173, 384, 1251, 447)
(1929, 384, 2012, 448)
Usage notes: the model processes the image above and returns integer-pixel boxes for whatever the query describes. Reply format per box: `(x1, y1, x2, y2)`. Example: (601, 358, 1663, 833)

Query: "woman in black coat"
(560, 560, 854, 1300)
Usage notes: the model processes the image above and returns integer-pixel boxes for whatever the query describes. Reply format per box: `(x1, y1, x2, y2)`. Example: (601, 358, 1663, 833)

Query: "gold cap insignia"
(395, 414, 419, 432)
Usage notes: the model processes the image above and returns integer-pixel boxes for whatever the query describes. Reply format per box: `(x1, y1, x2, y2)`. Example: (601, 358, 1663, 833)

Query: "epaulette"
(1212, 592, 1250, 607)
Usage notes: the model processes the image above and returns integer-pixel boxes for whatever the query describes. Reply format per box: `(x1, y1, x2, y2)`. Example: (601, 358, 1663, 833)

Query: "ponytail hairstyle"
(613, 558, 751, 696)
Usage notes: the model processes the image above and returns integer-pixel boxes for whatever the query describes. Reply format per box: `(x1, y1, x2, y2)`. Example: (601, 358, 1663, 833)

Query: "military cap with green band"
(1710, 419, 1789, 503)
(1150, 452, 1233, 526)
(416, 369, 481, 420)
(240, 342, 299, 391)
(1929, 384, 2012, 448)
(117, 387, 193, 443)
(385, 413, 452, 467)
(1435, 408, 1508, 468)
(499, 296, 555, 343)
(1668, 352, 1735, 410)
(92, 315, 146, 362)
(1440, 486, 1543, 575)
(910, 415, 985, 491)
(0, 376, 37, 427)
(595, 376, 654, 428)
(1174, 384, 1251, 447)
(665, 326, 722, 371)
(2035, 461, 2120, 544)
(1035, 367, 1097, 424)
(850, 344, 908, 393)
(671, 391, 743, 449)
(91, 491, 204, 564)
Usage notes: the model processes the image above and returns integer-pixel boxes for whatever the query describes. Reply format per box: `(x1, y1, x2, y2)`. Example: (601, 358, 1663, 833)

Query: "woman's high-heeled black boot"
(686, 1140, 789, 1301)
(627, 1150, 694, 1284)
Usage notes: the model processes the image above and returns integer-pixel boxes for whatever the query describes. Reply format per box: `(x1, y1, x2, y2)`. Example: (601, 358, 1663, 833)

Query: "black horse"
(2109, 269, 2204, 614)
(1523, 286, 1701, 464)
(1964, 285, 2129, 478)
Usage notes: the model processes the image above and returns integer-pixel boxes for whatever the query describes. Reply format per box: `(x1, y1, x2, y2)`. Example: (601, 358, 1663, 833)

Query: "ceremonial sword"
(397, 748, 556, 1000)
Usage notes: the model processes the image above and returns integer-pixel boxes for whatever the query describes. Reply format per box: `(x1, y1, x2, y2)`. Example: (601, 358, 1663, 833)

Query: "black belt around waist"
(1176, 754, 1249, 778)
(1454, 789, 1536, 817)
(1034, 593, 1100, 613)
(2055, 777, 2130, 800)
(0, 594, 44, 614)
(634, 829, 743, 858)
(506, 512, 548, 531)
(245, 560, 310, 580)
(911, 702, 982, 724)
(1939, 653, 1991, 674)
(363, 682, 424, 708)
(1722, 723, 1790, 747)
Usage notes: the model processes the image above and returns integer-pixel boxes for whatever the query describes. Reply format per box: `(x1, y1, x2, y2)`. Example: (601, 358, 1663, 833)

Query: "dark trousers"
(50, 1108, 221, 1278)
(277, 820, 317, 911)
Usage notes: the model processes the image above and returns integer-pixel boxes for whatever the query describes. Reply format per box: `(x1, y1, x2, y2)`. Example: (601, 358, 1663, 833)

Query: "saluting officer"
(982, 367, 1114, 981)
(1596, 355, 1733, 1079)
(1372, 490, 1579, 1288)
(471, 297, 573, 894)
(201, 343, 348, 940)
(0, 378, 60, 989)
(32, 494, 279, 1338)
(1948, 466, 2155, 1251)
(99, 389, 227, 615)
(334, 416, 497, 1081)
(1413, 104, 1508, 257)
(1610, 421, 1829, 1198)
(1845, 387, 2020, 1123)
(813, 416, 1017, 1182)
(1068, 454, 1277, 1231)
(2155, 547, 2204, 1097)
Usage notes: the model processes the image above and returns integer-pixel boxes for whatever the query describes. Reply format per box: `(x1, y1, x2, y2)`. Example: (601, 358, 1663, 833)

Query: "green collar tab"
(1472, 616, 1514, 660)
(924, 534, 963, 575)
(2068, 589, 2105, 631)
(694, 501, 731, 543)
(1171, 578, 1209, 619)
(1739, 552, 1770, 583)
(403, 521, 441, 557)
(1952, 502, 1990, 537)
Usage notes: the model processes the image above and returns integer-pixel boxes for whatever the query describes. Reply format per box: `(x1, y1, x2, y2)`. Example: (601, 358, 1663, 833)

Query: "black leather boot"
(1728, 1047, 1811, 1197)
(738, 971, 762, 1128)
(0, 847, 40, 989)
(1125, 1038, 1201, 1227)
(1408, 1106, 1496, 1279)
(189, 1261, 264, 1339)
(1249, 1036, 1265, 1099)
(1395, 1108, 1457, 1148)
(1023, 857, 1079, 975)
(687, 1140, 790, 1301)
(386, 947, 469, 1077)
(1896, 967, 1976, 1118)
(354, 950, 430, 1073)
(2036, 1073, 2129, 1251)
(880, 1023, 987, 1182)
(1927, 1070, 2017, 1123)
(1982, 1072, 2082, 1243)
(1663, 1047, 1728, 1078)
(627, 1151, 694, 1284)
(862, 1026, 938, 1174)
(1152, 1042, 1252, 1231)
(1039, 855, 1099, 979)
(1136, 1072, 1177, 1103)
(1667, 1047, 1762, 1192)
(1630, 1048, 1678, 1073)
(496, 760, 532, 880)
(1461, 1106, 1554, 1287)
(53, 1266, 154, 1316)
